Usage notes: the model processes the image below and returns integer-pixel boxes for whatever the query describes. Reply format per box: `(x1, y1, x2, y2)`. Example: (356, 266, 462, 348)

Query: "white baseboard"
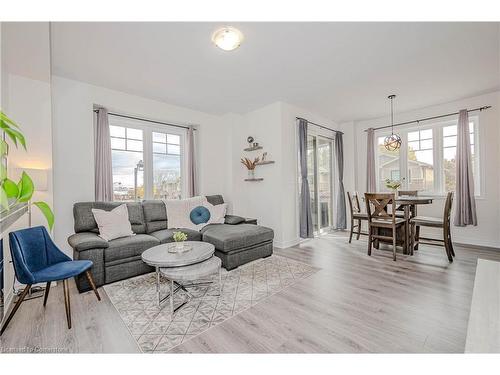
(273, 237, 300, 249)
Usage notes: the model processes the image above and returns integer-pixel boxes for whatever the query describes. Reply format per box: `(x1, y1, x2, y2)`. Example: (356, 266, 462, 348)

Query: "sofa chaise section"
(201, 224, 274, 270)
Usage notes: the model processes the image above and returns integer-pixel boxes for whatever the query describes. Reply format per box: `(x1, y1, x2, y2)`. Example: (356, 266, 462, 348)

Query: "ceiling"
(51, 22, 500, 122)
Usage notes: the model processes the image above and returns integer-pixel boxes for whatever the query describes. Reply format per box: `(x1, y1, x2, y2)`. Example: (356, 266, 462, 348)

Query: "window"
(306, 134, 334, 234)
(108, 116, 186, 201)
(110, 125, 144, 201)
(375, 117, 480, 195)
(407, 128, 434, 192)
(443, 122, 477, 193)
(152, 132, 181, 200)
(377, 136, 400, 192)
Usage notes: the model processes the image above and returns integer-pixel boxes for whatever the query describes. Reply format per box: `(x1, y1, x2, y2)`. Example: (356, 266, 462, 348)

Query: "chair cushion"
(352, 213, 368, 220)
(371, 217, 406, 226)
(105, 234, 160, 263)
(201, 224, 274, 253)
(32, 260, 93, 283)
(410, 216, 444, 227)
(150, 228, 202, 243)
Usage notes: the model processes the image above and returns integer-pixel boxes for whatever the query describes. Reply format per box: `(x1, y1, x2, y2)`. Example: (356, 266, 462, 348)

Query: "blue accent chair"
(0, 226, 101, 335)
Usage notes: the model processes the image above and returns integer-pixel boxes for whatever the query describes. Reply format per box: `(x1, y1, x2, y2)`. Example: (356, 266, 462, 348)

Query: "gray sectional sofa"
(68, 195, 274, 292)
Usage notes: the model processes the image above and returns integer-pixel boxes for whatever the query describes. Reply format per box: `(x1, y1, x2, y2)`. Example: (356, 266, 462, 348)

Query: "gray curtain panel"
(454, 109, 477, 226)
(334, 133, 347, 229)
(298, 119, 314, 238)
(186, 126, 198, 197)
(366, 127, 376, 192)
(94, 108, 113, 201)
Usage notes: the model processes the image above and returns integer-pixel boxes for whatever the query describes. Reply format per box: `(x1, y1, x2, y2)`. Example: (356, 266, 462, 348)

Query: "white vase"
(247, 169, 255, 179)
(175, 242, 184, 251)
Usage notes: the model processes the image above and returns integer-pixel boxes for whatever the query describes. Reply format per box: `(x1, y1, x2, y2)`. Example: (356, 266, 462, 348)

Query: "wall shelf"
(244, 178, 264, 182)
(243, 146, 263, 152)
(256, 160, 275, 166)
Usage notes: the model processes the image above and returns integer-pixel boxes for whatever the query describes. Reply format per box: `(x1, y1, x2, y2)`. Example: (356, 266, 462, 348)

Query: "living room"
(1, 1, 500, 373)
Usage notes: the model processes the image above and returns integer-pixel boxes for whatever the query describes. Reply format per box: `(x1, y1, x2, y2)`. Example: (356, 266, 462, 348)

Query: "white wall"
(1, 22, 53, 313)
(227, 101, 342, 248)
(351, 91, 500, 248)
(51, 76, 231, 254)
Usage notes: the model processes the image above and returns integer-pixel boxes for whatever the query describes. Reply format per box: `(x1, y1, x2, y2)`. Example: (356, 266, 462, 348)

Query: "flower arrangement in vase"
(172, 231, 188, 252)
(240, 156, 260, 179)
(385, 177, 405, 192)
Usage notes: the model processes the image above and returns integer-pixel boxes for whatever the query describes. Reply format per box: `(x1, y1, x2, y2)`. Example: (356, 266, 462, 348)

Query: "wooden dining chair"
(365, 193, 407, 261)
(347, 192, 368, 243)
(396, 190, 420, 249)
(410, 192, 455, 261)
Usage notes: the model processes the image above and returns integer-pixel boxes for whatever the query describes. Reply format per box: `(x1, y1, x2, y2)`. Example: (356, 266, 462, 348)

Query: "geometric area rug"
(104, 255, 319, 353)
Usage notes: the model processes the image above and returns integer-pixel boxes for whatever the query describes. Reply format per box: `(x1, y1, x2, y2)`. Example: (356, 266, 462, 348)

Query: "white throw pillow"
(91, 204, 135, 241)
(164, 196, 206, 231)
(204, 201, 228, 224)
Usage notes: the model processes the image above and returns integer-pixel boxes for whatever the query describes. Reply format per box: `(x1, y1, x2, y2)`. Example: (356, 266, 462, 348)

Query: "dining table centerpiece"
(385, 178, 405, 192)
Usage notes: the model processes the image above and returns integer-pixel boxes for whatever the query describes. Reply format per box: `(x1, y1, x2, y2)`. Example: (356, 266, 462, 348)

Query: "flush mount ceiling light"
(211, 26, 244, 51)
(384, 94, 402, 152)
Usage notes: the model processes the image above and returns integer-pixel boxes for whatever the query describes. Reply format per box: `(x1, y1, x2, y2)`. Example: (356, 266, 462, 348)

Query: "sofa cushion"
(68, 232, 109, 251)
(104, 234, 160, 263)
(74, 202, 146, 234)
(142, 200, 168, 233)
(224, 214, 246, 225)
(201, 224, 274, 253)
(206, 195, 224, 206)
(150, 228, 202, 243)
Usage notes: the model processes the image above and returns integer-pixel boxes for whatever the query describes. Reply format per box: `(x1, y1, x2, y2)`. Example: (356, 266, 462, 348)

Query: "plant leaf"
(17, 172, 34, 202)
(0, 162, 6, 181)
(0, 139, 8, 157)
(2, 178, 19, 198)
(32, 201, 55, 230)
(0, 187, 9, 211)
(0, 123, 26, 150)
(0, 111, 20, 129)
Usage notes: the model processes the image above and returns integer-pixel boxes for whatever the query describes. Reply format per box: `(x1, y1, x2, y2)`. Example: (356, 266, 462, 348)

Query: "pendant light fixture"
(383, 94, 402, 151)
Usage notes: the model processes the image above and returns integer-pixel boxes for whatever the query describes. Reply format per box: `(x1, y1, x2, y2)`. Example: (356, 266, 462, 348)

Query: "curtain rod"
(364, 106, 492, 132)
(93, 109, 196, 131)
(296, 117, 344, 135)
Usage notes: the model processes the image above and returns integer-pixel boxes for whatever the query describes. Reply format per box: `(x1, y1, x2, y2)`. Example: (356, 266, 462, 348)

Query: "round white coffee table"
(142, 241, 217, 310)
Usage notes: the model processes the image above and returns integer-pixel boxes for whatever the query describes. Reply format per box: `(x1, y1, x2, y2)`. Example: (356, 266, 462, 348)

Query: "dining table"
(395, 195, 433, 254)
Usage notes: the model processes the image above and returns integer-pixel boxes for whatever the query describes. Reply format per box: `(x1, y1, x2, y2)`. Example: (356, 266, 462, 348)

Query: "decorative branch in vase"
(240, 156, 260, 179)
(0, 110, 54, 230)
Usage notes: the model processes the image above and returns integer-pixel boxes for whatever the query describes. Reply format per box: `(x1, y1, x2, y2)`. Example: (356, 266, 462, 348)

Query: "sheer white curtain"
(366, 128, 376, 192)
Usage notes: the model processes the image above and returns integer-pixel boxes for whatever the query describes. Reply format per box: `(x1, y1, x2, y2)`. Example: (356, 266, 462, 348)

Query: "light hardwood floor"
(1, 232, 499, 353)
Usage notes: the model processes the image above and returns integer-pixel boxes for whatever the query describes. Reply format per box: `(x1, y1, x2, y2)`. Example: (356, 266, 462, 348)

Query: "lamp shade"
(12, 168, 48, 191)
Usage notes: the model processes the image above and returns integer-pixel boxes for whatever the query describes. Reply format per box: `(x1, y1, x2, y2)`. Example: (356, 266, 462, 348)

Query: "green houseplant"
(0, 110, 54, 230)
(172, 231, 188, 252)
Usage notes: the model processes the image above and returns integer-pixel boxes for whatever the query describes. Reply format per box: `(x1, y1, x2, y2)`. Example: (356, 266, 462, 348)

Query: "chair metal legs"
(43, 281, 51, 307)
(0, 284, 32, 336)
(85, 270, 101, 301)
(63, 279, 71, 329)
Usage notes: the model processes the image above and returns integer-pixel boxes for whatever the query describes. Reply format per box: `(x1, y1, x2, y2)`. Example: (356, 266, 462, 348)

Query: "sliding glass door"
(307, 134, 334, 234)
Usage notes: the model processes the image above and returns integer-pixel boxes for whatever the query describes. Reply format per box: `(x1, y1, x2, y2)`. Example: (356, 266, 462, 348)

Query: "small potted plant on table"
(172, 231, 188, 252)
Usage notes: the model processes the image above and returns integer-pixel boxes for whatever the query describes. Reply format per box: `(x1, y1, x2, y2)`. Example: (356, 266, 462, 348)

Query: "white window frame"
(375, 116, 481, 197)
(109, 115, 187, 200)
